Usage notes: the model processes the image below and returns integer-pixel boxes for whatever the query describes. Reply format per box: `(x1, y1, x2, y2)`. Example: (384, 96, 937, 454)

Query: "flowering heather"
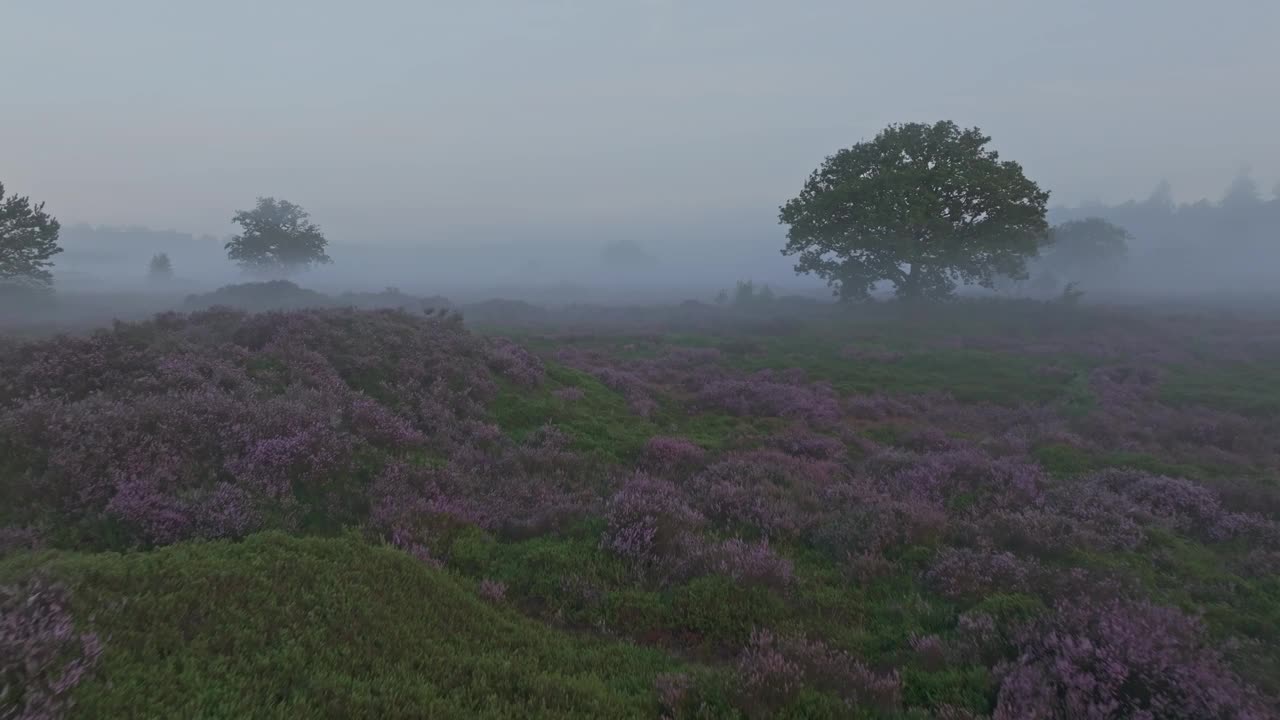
(695, 369, 841, 426)
(346, 396, 428, 447)
(1090, 364, 1161, 404)
(0, 308, 499, 548)
(909, 634, 948, 671)
(767, 428, 846, 461)
(654, 672, 692, 719)
(838, 549, 894, 582)
(682, 537, 794, 591)
(845, 392, 918, 420)
(1, 577, 103, 720)
(871, 446, 1046, 514)
(478, 579, 508, 603)
(735, 631, 803, 710)
(692, 450, 844, 537)
(810, 492, 948, 555)
(950, 610, 1009, 667)
(486, 337, 546, 386)
(367, 462, 462, 552)
(440, 428, 597, 538)
(737, 629, 902, 714)
(640, 436, 707, 474)
(103, 473, 199, 546)
(923, 397, 1082, 449)
(3, 297, 1280, 717)
(655, 345, 723, 368)
(898, 427, 964, 452)
(589, 365, 653, 400)
(601, 473, 703, 573)
(626, 393, 659, 418)
(1084, 468, 1274, 543)
(192, 482, 262, 539)
(925, 548, 1045, 600)
(979, 505, 1143, 558)
(994, 599, 1271, 719)
(555, 351, 661, 418)
(0, 331, 154, 404)
(601, 345, 725, 389)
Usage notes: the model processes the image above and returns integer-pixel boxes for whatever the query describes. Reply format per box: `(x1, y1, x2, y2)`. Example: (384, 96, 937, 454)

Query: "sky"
(2, 0, 1278, 245)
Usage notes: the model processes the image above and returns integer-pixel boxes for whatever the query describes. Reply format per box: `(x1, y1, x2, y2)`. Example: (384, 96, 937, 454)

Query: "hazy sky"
(3, 0, 1277, 242)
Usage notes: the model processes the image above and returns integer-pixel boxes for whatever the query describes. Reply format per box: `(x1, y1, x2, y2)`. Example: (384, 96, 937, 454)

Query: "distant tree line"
(1052, 172, 1280, 254)
(6, 134, 1276, 299)
(1044, 172, 1280, 289)
(1, 183, 333, 294)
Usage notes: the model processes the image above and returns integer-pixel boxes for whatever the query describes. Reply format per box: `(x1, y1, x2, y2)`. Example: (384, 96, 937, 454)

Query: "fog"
(48, 212, 808, 300)
(3, 0, 1280, 311)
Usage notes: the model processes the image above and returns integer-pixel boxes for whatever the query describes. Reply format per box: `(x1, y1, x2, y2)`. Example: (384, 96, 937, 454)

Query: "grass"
(521, 327, 1098, 407)
(2, 532, 684, 719)
(1160, 363, 1280, 417)
(490, 362, 784, 461)
(727, 341, 1089, 405)
(490, 363, 656, 462)
(1032, 443, 1229, 480)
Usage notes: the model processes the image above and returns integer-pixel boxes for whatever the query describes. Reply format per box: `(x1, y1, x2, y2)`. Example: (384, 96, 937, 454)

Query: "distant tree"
(225, 197, 331, 275)
(1143, 179, 1175, 211)
(714, 289, 729, 305)
(1221, 169, 1262, 209)
(730, 280, 776, 308)
(780, 121, 1050, 300)
(0, 180, 63, 291)
(148, 253, 173, 280)
(1041, 218, 1130, 277)
(1059, 281, 1084, 306)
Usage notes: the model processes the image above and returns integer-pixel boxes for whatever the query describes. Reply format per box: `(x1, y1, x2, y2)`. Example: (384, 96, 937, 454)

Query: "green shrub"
(670, 575, 786, 649)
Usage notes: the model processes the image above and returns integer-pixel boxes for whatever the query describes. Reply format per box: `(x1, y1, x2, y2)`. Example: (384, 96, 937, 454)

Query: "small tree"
(1041, 218, 1130, 277)
(148, 253, 173, 280)
(730, 280, 776, 308)
(1221, 169, 1262, 209)
(780, 121, 1050, 300)
(1058, 281, 1084, 306)
(0, 181, 63, 291)
(225, 197, 331, 275)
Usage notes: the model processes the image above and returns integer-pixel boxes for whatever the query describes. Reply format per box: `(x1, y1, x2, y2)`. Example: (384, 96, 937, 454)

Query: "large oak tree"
(780, 121, 1050, 300)
(226, 197, 331, 276)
